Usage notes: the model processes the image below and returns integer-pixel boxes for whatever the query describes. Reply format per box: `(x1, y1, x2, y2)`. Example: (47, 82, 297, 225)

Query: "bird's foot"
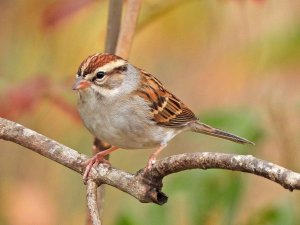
(82, 146, 119, 184)
(83, 152, 111, 184)
(144, 144, 166, 173)
(146, 157, 156, 171)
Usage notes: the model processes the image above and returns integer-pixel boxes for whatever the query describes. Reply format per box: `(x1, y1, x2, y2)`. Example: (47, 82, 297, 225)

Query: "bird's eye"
(96, 71, 105, 79)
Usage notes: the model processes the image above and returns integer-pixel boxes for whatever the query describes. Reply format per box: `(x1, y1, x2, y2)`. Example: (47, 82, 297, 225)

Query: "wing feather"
(136, 70, 198, 128)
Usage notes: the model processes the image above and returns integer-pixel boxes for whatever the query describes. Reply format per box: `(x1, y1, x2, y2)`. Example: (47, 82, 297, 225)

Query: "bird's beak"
(72, 77, 91, 90)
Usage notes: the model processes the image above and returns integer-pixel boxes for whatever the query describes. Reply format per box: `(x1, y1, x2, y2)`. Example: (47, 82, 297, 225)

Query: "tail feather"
(190, 122, 254, 145)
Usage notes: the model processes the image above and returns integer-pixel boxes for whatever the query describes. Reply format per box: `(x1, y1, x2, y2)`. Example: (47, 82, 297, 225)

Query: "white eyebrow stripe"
(85, 73, 95, 80)
(96, 59, 126, 73)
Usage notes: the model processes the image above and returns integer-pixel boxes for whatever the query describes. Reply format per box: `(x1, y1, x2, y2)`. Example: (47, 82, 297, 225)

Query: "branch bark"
(1, 117, 300, 206)
(87, 180, 101, 225)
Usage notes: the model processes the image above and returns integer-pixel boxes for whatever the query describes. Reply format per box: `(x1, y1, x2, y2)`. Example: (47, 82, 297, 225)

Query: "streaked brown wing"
(136, 70, 198, 128)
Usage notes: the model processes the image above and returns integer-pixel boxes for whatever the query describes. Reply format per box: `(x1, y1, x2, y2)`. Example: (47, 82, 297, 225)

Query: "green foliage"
(113, 170, 246, 225)
(247, 201, 297, 225)
(114, 212, 138, 225)
(245, 23, 300, 70)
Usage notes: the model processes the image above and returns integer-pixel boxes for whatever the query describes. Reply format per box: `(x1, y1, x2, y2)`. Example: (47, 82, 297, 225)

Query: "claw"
(146, 159, 156, 170)
(145, 144, 166, 171)
(82, 146, 119, 184)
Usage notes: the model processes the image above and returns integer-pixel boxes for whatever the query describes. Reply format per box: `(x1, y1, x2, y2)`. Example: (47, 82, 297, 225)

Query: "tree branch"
(1, 117, 299, 206)
(116, 0, 142, 59)
(86, 180, 101, 225)
(0, 117, 84, 173)
(105, 0, 123, 54)
(146, 152, 300, 192)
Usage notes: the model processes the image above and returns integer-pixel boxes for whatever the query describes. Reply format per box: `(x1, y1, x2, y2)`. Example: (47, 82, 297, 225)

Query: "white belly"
(77, 90, 182, 149)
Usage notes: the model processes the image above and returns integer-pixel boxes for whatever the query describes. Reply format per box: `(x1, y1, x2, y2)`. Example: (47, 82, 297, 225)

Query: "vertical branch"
(116, 0, 142, 59)
(88, 139, 110, 224)
(87, 180, 101, 225)
(87, 0, 142, 223)
(87, 1, 123, 224)
(105, 0, 123, 53)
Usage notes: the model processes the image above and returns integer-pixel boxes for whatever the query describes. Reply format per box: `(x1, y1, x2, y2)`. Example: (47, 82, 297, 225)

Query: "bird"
(72, 53, 253, 181)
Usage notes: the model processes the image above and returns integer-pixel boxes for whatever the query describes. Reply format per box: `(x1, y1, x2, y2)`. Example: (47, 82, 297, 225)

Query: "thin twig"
(89, 139, 112, 224)
(0, 117, 84, 173)
(105, 0, 123, 54)
(1, 117, 300, 206)
(87, 180, 101, 225)
(116, 0, 142, 59)
(87, 1, 124, 224)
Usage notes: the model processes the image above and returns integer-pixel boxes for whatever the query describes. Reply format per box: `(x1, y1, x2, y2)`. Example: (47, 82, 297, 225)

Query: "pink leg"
(146, 144, 167, 169)
(83, 146, 119, 183)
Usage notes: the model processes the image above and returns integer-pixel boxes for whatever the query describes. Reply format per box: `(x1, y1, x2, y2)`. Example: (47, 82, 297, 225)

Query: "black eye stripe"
(91, 64, 127, 81)
(116, 65, 127, 72)
(77, 67, 82, 76)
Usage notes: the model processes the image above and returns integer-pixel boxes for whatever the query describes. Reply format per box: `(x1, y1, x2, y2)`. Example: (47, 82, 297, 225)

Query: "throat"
(79, 87, 104, 100)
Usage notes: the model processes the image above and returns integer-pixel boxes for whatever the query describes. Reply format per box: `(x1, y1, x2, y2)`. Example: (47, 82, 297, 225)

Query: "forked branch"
(1, 117, 300, 205)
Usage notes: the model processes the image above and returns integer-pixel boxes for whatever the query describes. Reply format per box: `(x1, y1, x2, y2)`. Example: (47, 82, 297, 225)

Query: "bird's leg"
(83, 145, 119, 183)
(146, 143, 167, 170)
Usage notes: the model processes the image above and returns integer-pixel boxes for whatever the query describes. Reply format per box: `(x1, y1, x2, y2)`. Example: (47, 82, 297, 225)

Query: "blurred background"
(1, 0, 300, 224)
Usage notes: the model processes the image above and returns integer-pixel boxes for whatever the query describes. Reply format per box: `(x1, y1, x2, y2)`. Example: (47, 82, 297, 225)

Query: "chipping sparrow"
(72, 53, 253, 181)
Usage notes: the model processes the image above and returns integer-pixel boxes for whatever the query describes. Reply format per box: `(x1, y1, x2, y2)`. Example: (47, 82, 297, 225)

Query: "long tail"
(189, 122, 254, 145)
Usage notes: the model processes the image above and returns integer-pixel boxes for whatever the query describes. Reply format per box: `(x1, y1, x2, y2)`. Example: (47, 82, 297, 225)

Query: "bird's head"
(73, 53, 138, 97)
